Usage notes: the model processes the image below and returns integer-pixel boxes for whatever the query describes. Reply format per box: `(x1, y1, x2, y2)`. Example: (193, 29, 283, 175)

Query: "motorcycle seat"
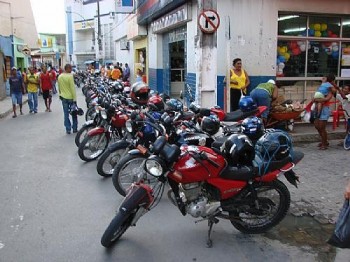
(220, 165, 257, 181)
(223, 108, 258, 122)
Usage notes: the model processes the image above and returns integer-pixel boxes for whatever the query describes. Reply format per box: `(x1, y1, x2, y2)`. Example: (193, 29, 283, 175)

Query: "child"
(313, 74, 336, 118)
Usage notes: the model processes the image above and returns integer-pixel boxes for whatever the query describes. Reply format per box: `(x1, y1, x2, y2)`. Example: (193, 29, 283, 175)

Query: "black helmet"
(201, 115, 220, 135)
(255, 129, 292, 162)
(165, 98, 183, 112)
(239, 96, 257, 112)
(241, 116, 265, 141)
(130, 82, 150, 105)
(223, 134, 255, 166)
(69, 104, 84, 116)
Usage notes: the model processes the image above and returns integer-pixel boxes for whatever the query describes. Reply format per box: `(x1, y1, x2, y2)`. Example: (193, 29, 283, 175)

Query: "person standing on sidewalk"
(27, 67, 39, 114)
(39, 66, 53, 112)
(58, 64, 77, 134)
(50, 67, 57, 94)
(9, 67, 25, 118)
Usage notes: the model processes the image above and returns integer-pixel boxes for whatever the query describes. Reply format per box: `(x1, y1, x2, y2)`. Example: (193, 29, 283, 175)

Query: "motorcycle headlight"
(145, 157, 164, 177)
(125, 120, 133, 133)
(100, 110, 107, 119)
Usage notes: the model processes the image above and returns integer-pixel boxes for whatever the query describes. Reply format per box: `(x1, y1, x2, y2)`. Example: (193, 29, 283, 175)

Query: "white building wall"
(114, 14, 132, 65)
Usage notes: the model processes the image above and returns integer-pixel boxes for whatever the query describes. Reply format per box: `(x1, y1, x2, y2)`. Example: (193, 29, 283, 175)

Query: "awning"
(84, 60, 95, 65)
(104, 60, 114, 65)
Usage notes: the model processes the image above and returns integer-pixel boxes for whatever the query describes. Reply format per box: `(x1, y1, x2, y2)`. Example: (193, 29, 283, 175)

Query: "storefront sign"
(198, 9, 220, 34)
(74, 20, 94, 30)
(151, 4, 191, 34)
(116, 0, 133, 13)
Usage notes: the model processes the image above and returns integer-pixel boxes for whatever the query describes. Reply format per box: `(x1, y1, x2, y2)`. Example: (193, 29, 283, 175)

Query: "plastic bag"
(328, 200, 350, 248)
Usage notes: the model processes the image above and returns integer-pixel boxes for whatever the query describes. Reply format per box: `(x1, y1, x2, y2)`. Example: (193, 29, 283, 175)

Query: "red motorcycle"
(101, 130, 303, 248)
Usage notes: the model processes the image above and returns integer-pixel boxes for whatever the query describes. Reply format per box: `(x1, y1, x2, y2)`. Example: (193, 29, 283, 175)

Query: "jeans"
(11, 92, 22, 105)
(250, 88, 271, 118)
(28, 92, 38, 112)
(61, 98, 78, 132)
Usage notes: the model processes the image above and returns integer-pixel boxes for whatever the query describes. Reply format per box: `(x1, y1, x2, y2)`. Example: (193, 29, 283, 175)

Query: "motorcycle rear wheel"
(112, 154, 149, 196)
(229, 180, 290, 234)
(78, 133, 108, 162)
(96, 147, 126, 177)
(75, 124, 95, 147)
(101, 211, 135, 248)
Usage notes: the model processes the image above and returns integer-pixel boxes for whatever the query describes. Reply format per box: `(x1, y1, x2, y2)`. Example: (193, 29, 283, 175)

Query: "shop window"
(277, 40, 306, 77)
(278, 15, 307, 36)
(308, 16, 340, 38)
(343, 18, 350, 38)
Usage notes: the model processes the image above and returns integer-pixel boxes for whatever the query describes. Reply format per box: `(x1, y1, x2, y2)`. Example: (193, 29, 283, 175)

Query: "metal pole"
(97, 0, 102, 51)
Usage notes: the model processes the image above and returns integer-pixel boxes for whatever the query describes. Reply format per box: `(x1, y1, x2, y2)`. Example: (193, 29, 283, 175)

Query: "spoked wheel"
(78, 133, 109, 162)
(75, 124, 95, 147)
(96, 148, 127, 177)
(85, 107, 96, 121)
(101, 211, 136, 248)
(229, 180, 290, 234)
(112, 154, 154, 196)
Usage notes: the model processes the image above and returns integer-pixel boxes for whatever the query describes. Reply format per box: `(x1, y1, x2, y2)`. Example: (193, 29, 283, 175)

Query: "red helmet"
(148, 94, 164, 111)
(130, 82, 150, 105)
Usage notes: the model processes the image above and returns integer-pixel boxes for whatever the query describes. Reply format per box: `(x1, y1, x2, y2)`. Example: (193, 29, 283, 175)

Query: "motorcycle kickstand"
(206, 217, 219, 248)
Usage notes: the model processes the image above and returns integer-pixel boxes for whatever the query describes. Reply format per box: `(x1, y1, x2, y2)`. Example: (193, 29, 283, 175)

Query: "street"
(0, 92, 350, 262)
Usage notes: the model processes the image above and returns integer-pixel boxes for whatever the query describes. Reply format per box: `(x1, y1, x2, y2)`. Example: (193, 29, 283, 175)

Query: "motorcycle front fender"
(87, 126, 106, 136)
(108, 139, 130, 152)
(128, 149, 147, 156)
(119, 184, 153, 214)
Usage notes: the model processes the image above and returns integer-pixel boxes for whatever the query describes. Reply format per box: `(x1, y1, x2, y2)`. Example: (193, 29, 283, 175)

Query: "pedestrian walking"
(50, 67, 57, 94)
(27, 67, 39, 114)
(123, 63, 130, 81)
(58, 64, 78, 134)
(39, 66, 53, 112)
(9, 67, 25, 118)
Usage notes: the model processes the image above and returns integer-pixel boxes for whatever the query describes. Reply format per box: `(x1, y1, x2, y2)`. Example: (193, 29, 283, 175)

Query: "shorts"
(314, 91, 325, 99)
(11, 93, 22, 105)
(319, 106, 330, 121)
(43, 90, 52, 100)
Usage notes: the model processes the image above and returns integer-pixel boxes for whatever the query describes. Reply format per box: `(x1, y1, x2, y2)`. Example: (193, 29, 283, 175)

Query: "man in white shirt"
(336, 85, 350, 119)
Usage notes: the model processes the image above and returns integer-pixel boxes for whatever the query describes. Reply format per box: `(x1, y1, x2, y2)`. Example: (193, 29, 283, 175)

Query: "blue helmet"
(165, 98, 183, 112)
(241, 116, 264, 141)
(239, 96, 257, 112)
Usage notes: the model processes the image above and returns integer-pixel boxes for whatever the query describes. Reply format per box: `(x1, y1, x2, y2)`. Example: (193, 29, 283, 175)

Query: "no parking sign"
(198, 9, 220, 34)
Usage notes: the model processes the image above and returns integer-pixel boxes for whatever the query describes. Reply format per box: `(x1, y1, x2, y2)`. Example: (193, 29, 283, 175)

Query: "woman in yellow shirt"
(227, 58, 250, 111)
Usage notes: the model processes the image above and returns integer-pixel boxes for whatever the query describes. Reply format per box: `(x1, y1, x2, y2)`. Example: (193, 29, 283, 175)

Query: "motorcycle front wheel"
(229, 180, 290, 234)
(78, 133, 109, 162)
(96, 147, 127, 177)
(101, 211, 136, 248)
(112, 154, 150, 196)
(75, 124, 95, 147)
(85, 107, 96, 121)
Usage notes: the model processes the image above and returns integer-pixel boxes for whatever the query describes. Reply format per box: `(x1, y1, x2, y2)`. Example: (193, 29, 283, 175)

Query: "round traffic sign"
(198, 9, 220, 34)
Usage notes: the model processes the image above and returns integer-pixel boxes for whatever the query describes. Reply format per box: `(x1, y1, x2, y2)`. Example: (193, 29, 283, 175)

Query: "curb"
(291, 131, 346, 144)
(0, 98, 28, 119)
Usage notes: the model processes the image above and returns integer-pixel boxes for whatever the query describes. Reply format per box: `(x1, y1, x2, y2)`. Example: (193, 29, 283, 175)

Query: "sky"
(29, 0, 66, 34)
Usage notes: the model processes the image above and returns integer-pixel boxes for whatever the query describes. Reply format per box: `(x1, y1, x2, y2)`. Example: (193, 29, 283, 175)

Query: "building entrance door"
(169, 40, 185, 98)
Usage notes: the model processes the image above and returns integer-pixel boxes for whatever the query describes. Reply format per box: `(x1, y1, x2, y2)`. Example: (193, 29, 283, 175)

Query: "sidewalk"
(0, 95, 28, 118)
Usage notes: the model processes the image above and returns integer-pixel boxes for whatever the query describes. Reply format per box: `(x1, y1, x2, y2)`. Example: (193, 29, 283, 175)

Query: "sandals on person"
(319, 146, 328, 150)
(318, 142, 329, 147)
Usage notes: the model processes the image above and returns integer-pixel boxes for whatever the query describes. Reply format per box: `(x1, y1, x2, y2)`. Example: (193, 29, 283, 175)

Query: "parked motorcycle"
(101, 130, 303, 248)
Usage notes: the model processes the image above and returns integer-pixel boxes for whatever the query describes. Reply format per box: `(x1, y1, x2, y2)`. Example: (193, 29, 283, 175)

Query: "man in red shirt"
(50, 67, 57, 94)
(40, 66, 53, 112)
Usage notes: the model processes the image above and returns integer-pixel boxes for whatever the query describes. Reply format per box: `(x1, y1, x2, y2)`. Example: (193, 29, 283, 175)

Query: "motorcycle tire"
(101, 211, 135, 248)
(78, 133, 109, 162)
(344, 133, 350, 150)
(112, 154, 148, 196)
(96, 147, 127, 177)
(75, 124, 96, 147)
(229, 180, 290, 234)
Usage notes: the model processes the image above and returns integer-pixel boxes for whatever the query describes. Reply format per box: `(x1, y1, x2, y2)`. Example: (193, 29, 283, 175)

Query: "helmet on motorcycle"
(165, 98, 183, 112)
(130, 82, 150, 105)
(223, 134, 255, 166)
(255, 129, 293, 162)
(201, 115, 220, 135)
(239, 96, 257, 112)
(241, 116, 265, 141)
(148, 94, 164, 111)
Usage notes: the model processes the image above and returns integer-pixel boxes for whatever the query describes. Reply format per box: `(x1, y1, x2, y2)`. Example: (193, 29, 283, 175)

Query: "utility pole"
(97, 0, 102, 51)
